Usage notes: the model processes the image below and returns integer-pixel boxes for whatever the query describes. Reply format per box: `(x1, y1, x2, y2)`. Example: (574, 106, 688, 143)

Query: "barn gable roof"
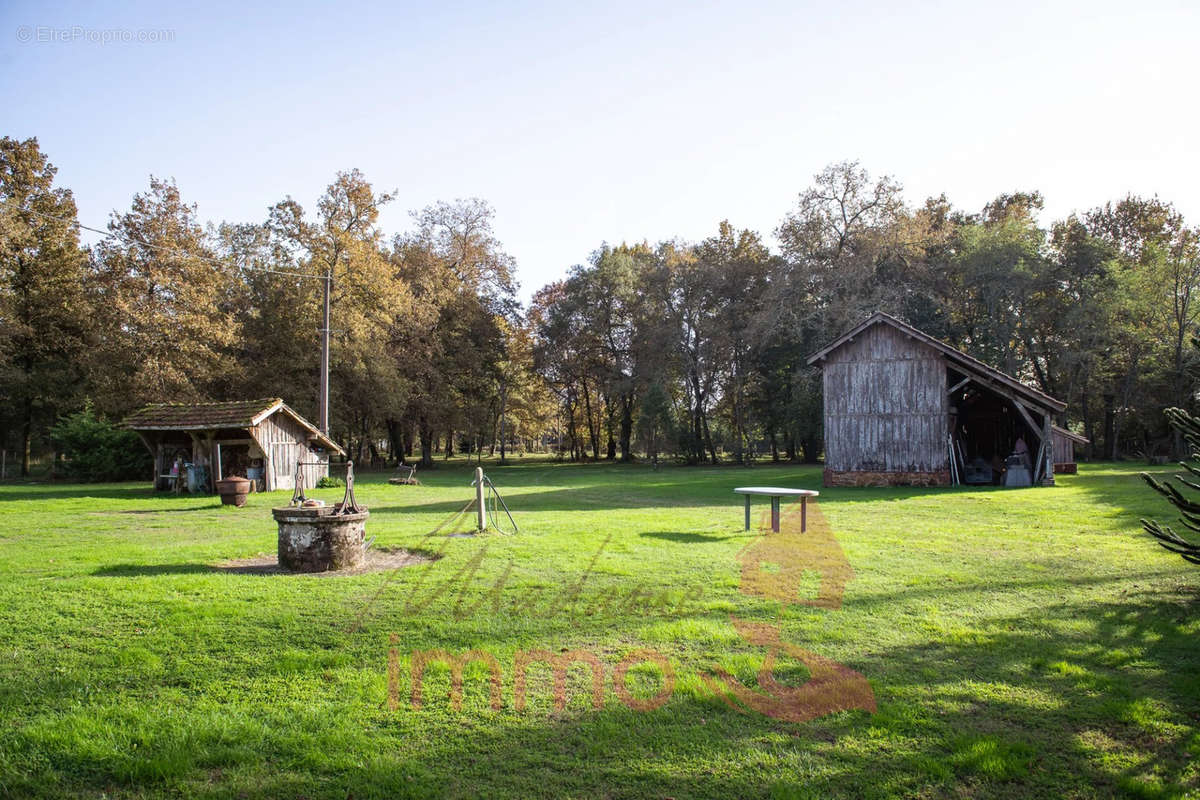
(125, 398, 344, 454)
(806, 311, 1066, 414)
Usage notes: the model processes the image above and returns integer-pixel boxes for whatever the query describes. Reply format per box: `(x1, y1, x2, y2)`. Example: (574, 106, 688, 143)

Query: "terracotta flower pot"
(216, 476, 252, 507)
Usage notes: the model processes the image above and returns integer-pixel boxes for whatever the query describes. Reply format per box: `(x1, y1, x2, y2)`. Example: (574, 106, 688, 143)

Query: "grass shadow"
(639, 531, 736, 543)
(0, 484, 164, 502)
(91, 546, 441, 579)
(91, 563, 218, 577)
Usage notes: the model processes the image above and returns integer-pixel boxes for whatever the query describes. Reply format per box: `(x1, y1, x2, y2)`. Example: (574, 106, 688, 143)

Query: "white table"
(734, 487, 819, 533)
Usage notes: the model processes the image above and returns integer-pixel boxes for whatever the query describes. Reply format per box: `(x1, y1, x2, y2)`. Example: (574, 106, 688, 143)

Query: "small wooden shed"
(126, 398, 343, 493)
(1051, 425, 1088, 474)
(807, 312, 1069, 488)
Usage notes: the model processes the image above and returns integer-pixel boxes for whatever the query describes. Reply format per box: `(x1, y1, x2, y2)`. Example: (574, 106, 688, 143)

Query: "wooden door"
(272, 443, 298, 490)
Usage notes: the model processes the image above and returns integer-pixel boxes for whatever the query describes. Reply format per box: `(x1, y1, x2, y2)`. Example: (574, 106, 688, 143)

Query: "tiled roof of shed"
(125, 398, 283, 429)
(125, 398, 345, 456)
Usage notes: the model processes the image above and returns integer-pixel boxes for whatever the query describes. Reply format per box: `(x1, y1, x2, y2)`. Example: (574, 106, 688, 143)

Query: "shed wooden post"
(206, 432, 217, 492)
(133, 431, 158, 487)
(187, 432, 202, 489)
(1042, 414, 1055, 486)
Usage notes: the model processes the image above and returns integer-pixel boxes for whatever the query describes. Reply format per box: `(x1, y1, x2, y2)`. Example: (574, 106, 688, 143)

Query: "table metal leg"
(744, 496, 751, 531)
(771, 497, 780, 532)
(801, 497, 807, 532)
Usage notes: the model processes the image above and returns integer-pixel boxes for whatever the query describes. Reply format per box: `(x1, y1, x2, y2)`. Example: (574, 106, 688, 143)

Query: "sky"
(3, 0, 1198, 303)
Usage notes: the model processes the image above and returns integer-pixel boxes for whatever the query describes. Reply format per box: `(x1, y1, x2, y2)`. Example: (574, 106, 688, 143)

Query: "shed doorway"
(218, 442, 252, 480)
(949, 371, 1041, 486)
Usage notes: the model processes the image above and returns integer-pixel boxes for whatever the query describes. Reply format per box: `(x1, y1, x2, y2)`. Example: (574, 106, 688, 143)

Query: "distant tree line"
(0, 136, 555, 476)
(3, 137, 1198, 476)
(531, 162, 1200, 465)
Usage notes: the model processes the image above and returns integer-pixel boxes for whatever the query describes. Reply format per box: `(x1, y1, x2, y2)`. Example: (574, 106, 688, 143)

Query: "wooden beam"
(948, 377, 971, 396)
(1041, 414, 1055, 486)
(247, 423, 272, 492)
(188, 432, 203, 466)
(134, 431, 159, 487)
(981, 379, 1046, 442)
(1010, 399, 1043, 442)
(133, 430, 157, 458)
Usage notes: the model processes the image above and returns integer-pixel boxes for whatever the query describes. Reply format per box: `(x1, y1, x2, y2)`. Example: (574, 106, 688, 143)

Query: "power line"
(19, 207, 321, 280)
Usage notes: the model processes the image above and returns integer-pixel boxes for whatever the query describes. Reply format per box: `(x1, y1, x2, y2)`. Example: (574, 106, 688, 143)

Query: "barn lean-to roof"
(125, 398, 344, 455)
(806, 311, 1067, 414)
(1052, 425, 1089, 445)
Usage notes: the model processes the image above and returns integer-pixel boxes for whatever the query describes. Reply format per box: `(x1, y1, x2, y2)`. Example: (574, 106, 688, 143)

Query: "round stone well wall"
(272, 506, 369, 572)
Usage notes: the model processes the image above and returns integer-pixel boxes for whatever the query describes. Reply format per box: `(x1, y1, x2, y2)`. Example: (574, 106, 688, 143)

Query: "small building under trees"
(807, 312, 1077, 487)
(1051, 425, 1088, 474)
(126, 398, 343, 492)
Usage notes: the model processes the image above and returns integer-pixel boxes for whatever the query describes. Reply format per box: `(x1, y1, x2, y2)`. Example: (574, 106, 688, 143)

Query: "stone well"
(272, 505, 369, 572)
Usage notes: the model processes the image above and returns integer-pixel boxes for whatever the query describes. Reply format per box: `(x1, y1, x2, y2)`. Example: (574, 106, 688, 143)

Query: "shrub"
(50, 405, 152, 482)
(1140, 407, 1200, 565)
(316, 475, 345, 488)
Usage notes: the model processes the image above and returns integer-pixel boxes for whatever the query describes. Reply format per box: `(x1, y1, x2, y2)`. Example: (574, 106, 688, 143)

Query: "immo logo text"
(383, 500, 875, 722)
(389, 644, 675, 713)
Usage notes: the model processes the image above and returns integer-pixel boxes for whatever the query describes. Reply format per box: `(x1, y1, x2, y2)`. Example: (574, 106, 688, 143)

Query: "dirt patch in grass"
(216, 546, 436, 577)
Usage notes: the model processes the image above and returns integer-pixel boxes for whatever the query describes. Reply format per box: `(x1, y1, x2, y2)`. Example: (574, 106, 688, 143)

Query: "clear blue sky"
(3, 0, 1198, 302)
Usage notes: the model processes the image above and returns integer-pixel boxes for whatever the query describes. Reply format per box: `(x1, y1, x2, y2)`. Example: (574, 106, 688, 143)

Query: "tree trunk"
(20, 365, 32, 476)
(565, 394, 579, 461)
(21, 419, 31, 477)
(1103, 393, 1116, 460)
(385, 417, 402, 466)
(619, 392, 633, 463)
(732, 395, 745, 465)
(604, 396, 616, 460)
(702, 413, 718, 464)
(1081, 391, 1094, 462)
(581, 378, 599, 460)
(419, 418, 434, 468)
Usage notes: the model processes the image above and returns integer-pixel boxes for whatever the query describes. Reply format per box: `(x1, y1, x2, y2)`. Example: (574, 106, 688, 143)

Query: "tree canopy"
(2, 142, 1197, 474)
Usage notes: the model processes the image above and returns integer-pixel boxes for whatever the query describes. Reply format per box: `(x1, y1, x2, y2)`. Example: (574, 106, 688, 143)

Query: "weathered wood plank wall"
(822, 323, 948, 473)
(251, 413, 329, 491)
(1052, 430, 1075, 466)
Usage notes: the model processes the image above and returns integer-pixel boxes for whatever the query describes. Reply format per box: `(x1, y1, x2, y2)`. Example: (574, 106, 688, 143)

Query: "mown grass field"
(0, 459, 1197, 799)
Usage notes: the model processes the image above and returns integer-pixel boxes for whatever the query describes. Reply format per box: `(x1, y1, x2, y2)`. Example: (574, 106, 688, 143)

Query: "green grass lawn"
(1, 459, 1197, 799)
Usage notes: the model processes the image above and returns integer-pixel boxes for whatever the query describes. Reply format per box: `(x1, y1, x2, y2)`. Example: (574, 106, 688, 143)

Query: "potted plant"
(215, 475, 252, 507)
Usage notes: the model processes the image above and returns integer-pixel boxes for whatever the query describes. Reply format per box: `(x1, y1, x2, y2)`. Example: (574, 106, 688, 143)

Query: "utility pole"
(319, 266, 331, 435)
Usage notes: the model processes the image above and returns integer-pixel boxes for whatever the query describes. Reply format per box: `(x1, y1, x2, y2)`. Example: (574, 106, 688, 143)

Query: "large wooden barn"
(126, 398, 343, 493)
(807, 312, 1081, 488)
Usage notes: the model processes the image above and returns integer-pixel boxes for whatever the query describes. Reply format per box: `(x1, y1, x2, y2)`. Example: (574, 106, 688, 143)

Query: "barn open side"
(807, 312, 1074, 488)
